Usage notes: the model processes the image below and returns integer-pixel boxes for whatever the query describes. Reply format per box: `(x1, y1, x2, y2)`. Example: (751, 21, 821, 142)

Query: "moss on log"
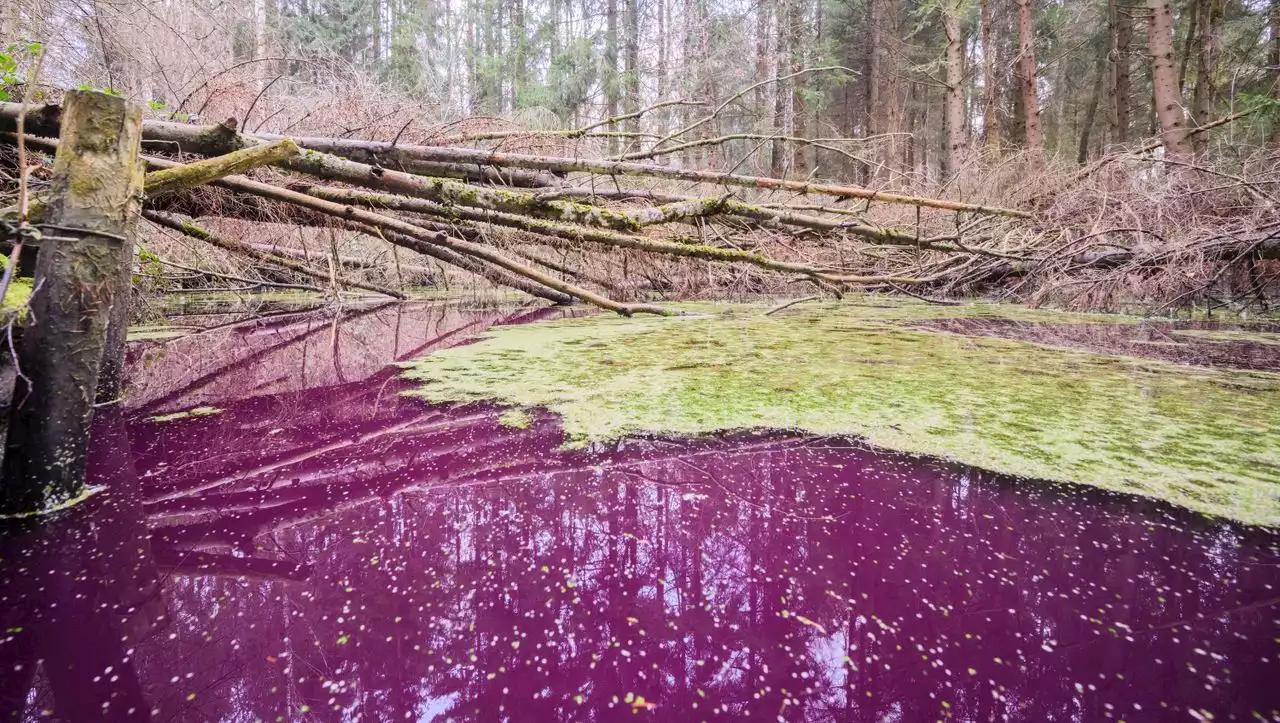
(143, 139, 301, 197)
(303, 186, 927, 286)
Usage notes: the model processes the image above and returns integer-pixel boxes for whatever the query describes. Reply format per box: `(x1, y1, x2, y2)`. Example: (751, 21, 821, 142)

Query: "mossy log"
(5, 109, 1015, 238)
(1, 90, 144, 516)
(256, 133, 1032, 218)
(129, 115, 556, 187)
(301, 186, 928, 286)
(143, 139, 300, 197)
(140, 155, 662, 312)
(280, 149, 644, 231)
(536, 188, 934, 247)
(6, 134, 302, 223)
(0, 101, 1032, 218)
(381, 160, 561, 189)
(81, 116, 645, 231)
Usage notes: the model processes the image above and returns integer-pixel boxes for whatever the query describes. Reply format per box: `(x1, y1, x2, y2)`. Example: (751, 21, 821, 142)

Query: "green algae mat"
(400, 300, 1280, 526)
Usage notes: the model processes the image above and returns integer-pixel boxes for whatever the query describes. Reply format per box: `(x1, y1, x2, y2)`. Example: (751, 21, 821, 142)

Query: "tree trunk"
(1177, 0, 1199, 96)
(681, 0, 698, 166)
(1110, 0, 1133, 144)
(981, 0, 1001, 153)
(1191, 0, 1223, 142)
(1, 90, 144, 516)
(511, 0, 527, 108)
(95, 258, 134, 404)
(0, 1, 18, 43)
(1272, 0, 1280, 143)
(943, 5, 968, 175)
(605, 0, 620, 154)
(624, 0, 640, 131)
(1015, 0, 1044, 170)
(371, 0, 382, 63)
(772, 0, 791, 177)
(264, 0, 279, 68)
(755, 0, 772, 116)
(1078, 52, 1108, 163)
(866, 0, 901, 177)
(1147, 0, 1194, 161)
(657, 0, 668, 115)
(790, 0, 808, 177)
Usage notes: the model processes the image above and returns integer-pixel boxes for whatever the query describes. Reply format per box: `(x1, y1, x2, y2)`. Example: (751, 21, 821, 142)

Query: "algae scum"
(402, 299, 1280, 525)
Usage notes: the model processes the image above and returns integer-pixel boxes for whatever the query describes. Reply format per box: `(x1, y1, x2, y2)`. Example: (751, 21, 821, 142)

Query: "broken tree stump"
(1, 90, 144, 515)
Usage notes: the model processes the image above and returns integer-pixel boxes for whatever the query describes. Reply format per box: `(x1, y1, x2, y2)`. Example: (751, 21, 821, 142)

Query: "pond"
(1, 299, 1278, 721)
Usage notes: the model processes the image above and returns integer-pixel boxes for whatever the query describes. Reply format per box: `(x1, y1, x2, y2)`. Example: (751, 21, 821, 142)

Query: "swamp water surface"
(2, 299, 1279, 722)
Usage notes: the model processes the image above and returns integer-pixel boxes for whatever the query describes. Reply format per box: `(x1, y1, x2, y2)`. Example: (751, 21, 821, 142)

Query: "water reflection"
(2, 302, 1279, 721)
(1, 410, 160, 722)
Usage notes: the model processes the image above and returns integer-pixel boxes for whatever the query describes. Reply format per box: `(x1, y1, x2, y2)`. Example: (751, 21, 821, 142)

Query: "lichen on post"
(1, 90, 144, 516)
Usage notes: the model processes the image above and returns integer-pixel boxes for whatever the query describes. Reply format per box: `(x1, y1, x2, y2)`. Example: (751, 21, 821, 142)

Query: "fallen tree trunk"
(508, 246, 626, 294)
(969, 231, 1280, 287)
(258, 133, 1031, 218)
(143, 211, 407, 299)
(531, 187, 936, 246)
(144, 139, 300, 197)
(301, 185, 929, 285)
(6, 133, 302, 224)
(631, 195, 950, 247)
(350, 224, 575, 305)
(141, 154, 667, 314)
(127, 117, 653, 232)
(356, 159, 561, 188)
(0, 102, 1032, 218)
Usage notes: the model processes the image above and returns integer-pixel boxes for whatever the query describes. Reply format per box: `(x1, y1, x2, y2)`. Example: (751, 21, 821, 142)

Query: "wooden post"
(1, 90, 144, 516)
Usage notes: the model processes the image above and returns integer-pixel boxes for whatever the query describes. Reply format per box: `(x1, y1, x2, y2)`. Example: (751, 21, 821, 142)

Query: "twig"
(240, 73, 287, 133)
(145, 254, 323, 292)
(646, 66, 860, 154)
(884, 282, 963, 305)
(763, 295, 821, 316)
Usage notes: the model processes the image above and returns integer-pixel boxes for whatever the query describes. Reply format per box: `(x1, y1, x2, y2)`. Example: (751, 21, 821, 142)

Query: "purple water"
(2, 301, 1279, 722)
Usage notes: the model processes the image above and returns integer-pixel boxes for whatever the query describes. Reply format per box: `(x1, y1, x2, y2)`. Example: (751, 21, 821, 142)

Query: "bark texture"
(1148, 0, 1194, 161)
(2, 90, 144, 515)
(942, 5, 968, 175)
(1015, 0, 1044, 168)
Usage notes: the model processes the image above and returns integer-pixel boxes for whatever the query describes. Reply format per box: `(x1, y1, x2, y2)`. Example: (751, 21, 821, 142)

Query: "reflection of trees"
(3, 304, 1279, 722)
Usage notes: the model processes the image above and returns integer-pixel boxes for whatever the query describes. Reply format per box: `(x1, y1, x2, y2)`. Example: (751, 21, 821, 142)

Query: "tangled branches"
(2, 97, 1277, 316)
